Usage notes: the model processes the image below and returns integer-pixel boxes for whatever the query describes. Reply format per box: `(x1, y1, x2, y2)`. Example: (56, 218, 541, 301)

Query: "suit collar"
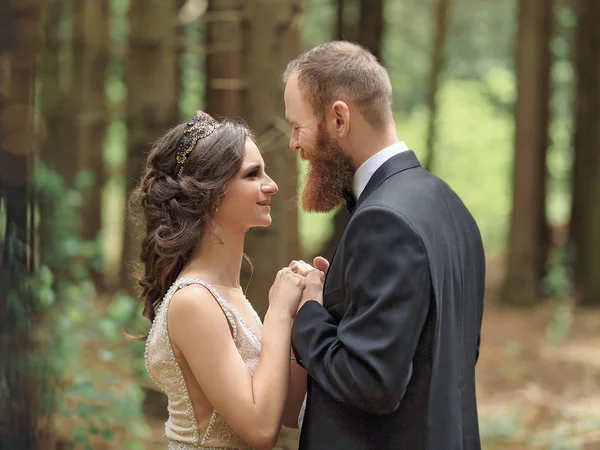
(352, 142, 410, 199)
(354, 150, 421, 211)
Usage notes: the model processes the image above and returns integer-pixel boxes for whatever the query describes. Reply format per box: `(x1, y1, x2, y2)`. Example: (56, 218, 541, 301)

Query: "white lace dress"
(145, 278, 263, 450)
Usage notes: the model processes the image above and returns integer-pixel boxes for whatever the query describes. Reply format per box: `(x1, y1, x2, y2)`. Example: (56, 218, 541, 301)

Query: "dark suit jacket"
(291, 150, 485, 450)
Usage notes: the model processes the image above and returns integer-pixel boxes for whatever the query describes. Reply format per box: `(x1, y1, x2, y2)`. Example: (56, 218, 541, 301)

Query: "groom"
(284, 41, 486, 450)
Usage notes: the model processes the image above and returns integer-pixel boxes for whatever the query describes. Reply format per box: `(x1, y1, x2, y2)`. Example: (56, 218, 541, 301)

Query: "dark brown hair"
(130, 119, 251, 325)
(283, 41, 393, 129)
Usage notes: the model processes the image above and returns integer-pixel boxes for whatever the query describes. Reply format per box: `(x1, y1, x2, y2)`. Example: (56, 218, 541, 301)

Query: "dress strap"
(175, 278, 238, 339)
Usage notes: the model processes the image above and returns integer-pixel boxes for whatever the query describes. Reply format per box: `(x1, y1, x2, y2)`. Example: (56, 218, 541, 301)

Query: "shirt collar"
(352, 141, 409, 200)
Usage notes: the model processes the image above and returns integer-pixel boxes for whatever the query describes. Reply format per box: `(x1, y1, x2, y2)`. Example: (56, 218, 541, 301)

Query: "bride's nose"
(261, 179, 278, 194)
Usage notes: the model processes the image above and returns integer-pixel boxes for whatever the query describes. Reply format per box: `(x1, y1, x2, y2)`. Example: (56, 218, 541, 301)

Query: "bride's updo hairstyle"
(130, 110, 252, 324)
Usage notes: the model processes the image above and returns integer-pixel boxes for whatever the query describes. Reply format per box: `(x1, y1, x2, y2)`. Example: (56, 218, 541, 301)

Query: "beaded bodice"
(145, 278, 262, 449)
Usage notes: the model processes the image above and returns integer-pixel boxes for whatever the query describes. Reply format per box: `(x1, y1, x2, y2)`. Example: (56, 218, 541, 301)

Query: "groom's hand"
(288, 256, 330, 276)
(313, 256, 329, 275)
(297, 269, 325, 310)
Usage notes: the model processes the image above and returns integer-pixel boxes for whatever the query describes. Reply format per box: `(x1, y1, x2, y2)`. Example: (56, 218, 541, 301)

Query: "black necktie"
(343, 189, 356, 214)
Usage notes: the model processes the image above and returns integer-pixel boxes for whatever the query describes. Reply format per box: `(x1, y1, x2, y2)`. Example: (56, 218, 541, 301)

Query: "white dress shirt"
(352, 141, 409, 200)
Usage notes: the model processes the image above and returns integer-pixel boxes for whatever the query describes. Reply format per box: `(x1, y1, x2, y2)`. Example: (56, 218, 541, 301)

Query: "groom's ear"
(331, 101, 350, 137)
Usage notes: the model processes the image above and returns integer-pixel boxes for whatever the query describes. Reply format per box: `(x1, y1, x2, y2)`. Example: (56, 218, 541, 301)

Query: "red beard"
(301, 121, 355, 212)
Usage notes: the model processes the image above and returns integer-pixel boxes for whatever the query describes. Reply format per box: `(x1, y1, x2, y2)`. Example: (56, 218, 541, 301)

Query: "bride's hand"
(268, 267, 306, 318)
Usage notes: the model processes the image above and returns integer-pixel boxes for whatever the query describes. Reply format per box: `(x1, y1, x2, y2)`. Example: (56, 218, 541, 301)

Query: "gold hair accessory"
(173, 110, 220, 177)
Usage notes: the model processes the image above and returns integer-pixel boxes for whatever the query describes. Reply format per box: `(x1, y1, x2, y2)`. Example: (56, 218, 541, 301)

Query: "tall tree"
(335, 0, 359, 42)
(571, 0, 600, 306)
(72, 1, 110, 239)
(121, 0, 179, 292)
(502, 0, 553, 306)
(335, 0, 383, 58)
(240, 0, 302, 315)
(205, 0, 243, 118)
(423, 0, 451, 172)
(38, 0, 64, 173)
(335, 0, 345, 40)
(37, 0, 64, 259)
(358, 0, 384, 59)
(71, 0, 110, 290)
(0, 1, 48, 447)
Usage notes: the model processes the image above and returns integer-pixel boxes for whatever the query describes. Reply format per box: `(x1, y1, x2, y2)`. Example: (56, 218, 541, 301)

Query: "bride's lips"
(257, 200, 270, 207)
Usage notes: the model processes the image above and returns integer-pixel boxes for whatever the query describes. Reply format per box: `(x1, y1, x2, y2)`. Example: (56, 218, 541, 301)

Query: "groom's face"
(285, 73, 355, 212)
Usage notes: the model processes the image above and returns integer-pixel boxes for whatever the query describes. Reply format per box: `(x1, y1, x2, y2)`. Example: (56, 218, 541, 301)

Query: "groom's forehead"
(285, 93, 313, 124)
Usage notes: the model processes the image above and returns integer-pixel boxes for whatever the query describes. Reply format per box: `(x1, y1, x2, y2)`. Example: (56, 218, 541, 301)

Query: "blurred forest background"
(1, 0, 600, 448)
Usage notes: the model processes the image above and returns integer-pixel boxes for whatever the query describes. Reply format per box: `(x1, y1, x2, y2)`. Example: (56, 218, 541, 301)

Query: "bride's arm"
(168, 280, 299, 450)
(281, 352, 307, 428)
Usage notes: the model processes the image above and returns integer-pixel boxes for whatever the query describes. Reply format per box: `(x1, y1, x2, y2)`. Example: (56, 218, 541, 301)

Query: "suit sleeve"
(291, 206, 431, 415)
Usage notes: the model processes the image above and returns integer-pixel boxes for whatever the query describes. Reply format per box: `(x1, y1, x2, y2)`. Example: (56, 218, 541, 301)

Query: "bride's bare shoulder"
(167, 284, 229, 336)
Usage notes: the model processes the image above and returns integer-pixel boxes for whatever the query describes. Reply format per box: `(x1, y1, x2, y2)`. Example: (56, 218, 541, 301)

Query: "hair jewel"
(173, 110, 220, 177)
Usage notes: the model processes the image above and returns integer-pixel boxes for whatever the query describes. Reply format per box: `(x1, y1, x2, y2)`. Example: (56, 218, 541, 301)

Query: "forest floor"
(57, 256, 600, 450)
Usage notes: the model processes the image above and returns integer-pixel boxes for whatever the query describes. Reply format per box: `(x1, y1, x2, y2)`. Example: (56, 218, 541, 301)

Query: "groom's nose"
(289, 133, 301, 152)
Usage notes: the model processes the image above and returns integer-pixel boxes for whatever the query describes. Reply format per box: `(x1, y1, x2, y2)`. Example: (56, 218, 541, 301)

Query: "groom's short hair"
(283, 41, 393, 130)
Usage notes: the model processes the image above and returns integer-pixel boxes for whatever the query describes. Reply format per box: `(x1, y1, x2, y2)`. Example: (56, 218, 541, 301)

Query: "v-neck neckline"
(176, 278, 262, 342)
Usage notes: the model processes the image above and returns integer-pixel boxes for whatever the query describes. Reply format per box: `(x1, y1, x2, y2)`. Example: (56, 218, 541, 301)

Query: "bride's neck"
(178, 224, 246, 289)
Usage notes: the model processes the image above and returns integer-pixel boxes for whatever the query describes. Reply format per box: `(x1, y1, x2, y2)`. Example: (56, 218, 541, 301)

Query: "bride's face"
(214, 138, 278, 231)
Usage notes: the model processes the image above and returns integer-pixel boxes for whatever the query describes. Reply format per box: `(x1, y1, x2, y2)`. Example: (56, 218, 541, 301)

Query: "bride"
(133, 110, 320, 449)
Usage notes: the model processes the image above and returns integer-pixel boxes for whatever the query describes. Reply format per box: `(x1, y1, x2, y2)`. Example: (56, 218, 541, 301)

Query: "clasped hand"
(269, 257, 329, 318)
(288, 257, 329, 311)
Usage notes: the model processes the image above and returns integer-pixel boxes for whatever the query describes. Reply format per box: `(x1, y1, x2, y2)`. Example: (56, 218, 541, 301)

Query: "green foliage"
(302, 0, 336, 49)
(479, 408, 524, 442)
(528, 411, 600, 449)
(399, 74, 515, 252)
(27, 164, 149, 446)
(60, 369, 149, 449)
(543, 246, 574, 345)
(531, 429, 582, 450)
(102, 291, 150, 380)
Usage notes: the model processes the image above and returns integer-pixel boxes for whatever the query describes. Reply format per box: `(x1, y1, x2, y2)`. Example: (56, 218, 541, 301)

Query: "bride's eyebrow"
(242, 163, 262, 174)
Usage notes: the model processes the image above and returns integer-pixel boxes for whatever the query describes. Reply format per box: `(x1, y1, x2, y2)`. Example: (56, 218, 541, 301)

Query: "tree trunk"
(240, 0, 302, 316)
(121, 0, 179, 293)
(72, 0, 109, 240)
(38, 0, 65, 257)
(0, 1, 50, 447)
(502, 0, 553, 307)
(335, 0, 345, 40)
(38, 0, 63, 171)
(572, 0, 600, 306)
(336, 0, 359, 42)
(204, 0, 243, 118)
(358, 0, 384, 60)
(71, 0, 110, 290)
(570, 0, 600, 305)
(423, 0, 451, 173)
(535, 0, 552, 286)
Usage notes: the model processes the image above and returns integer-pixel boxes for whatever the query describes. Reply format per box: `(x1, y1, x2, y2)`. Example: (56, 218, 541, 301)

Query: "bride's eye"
(246, 170, 259, 178)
